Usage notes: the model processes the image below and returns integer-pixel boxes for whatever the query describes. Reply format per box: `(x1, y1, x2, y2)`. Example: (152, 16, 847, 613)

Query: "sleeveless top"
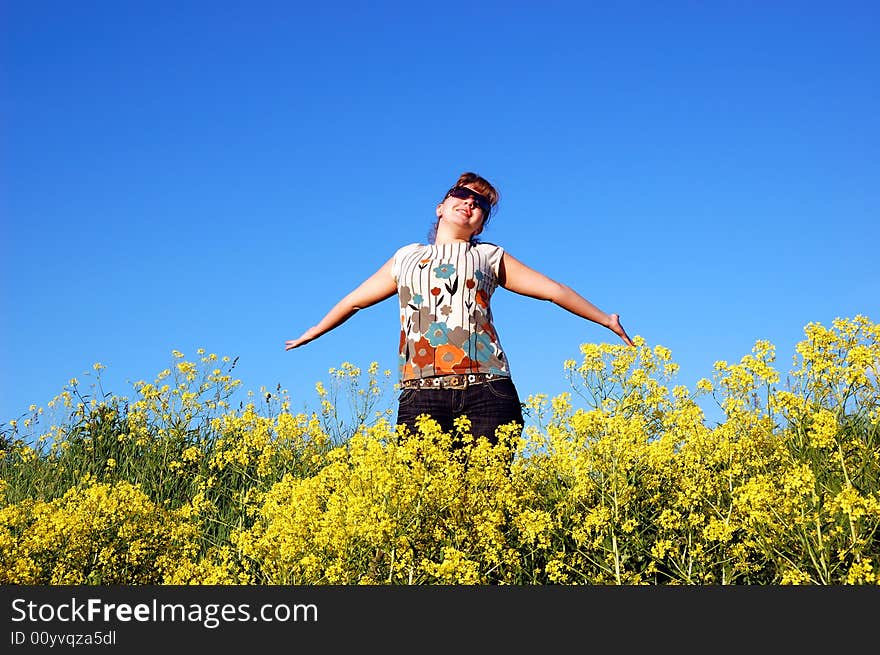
(391, 241, 512, 381)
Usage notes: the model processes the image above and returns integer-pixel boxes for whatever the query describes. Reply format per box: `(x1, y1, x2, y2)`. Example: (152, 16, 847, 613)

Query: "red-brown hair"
(428, 171, 500, 243)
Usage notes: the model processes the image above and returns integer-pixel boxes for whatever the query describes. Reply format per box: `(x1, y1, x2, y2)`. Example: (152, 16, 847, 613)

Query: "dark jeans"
(395, 377, 524, 446)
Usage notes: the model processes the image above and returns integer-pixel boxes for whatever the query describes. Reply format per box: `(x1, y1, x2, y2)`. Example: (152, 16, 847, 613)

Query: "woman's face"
(437, 185, 488, 237)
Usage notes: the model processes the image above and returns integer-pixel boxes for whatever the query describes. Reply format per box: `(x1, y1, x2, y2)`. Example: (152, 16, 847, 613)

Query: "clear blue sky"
(3, 1, 878, 431)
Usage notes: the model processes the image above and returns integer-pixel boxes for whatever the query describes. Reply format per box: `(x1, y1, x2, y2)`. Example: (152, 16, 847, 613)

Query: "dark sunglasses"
(445, 186, 491, 214)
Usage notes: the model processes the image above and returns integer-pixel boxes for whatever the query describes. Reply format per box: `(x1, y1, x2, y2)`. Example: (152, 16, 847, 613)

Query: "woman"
(285, 172, 634, 444)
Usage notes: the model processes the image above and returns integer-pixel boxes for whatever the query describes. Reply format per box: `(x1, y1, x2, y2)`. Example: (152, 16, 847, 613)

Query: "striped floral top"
(391, 241, 511, 381)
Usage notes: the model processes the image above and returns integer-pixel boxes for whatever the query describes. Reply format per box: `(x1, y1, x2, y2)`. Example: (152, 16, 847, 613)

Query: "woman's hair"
(428, 171, 500, 244)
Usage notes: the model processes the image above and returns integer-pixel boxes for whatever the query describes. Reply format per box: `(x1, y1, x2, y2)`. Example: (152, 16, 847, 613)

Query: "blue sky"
(3, 1, 878, 432)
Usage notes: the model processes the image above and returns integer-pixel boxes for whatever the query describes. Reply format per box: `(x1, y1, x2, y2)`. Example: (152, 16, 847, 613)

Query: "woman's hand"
(608, 313, 635, 347)
(285, 328, 319, 351)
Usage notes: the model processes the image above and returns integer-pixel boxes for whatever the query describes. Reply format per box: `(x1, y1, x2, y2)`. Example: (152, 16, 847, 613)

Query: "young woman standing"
(285, 172, 634, 444)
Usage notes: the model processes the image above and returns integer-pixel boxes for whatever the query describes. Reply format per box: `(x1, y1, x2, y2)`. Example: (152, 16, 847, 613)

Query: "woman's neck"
(433, 237, 471, 245)
(433, 221, 477, 245)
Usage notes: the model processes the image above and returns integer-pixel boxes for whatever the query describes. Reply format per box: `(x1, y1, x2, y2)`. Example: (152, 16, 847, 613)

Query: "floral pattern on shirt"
(391, 242, 511, 380)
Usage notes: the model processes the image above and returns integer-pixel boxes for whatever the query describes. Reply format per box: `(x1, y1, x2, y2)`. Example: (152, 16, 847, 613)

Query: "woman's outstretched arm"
(500, 252, 635, 347)
(285, 258, 397, 350)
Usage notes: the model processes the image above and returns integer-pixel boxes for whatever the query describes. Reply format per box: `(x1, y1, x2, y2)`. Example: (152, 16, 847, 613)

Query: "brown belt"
(399, 372, 507, 390)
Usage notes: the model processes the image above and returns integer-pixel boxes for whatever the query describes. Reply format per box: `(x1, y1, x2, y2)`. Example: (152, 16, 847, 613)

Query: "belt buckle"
(445, 374, 468, 390)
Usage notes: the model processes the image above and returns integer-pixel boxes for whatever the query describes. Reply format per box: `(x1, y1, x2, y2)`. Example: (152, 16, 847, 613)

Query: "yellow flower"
(807, 409, 837, 449)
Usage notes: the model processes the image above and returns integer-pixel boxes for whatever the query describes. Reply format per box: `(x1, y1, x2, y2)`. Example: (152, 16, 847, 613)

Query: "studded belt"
(399, 372, 507, 390)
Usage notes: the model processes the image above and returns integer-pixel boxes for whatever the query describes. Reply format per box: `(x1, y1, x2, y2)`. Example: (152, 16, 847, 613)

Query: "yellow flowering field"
(1, 317, 878, 585)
